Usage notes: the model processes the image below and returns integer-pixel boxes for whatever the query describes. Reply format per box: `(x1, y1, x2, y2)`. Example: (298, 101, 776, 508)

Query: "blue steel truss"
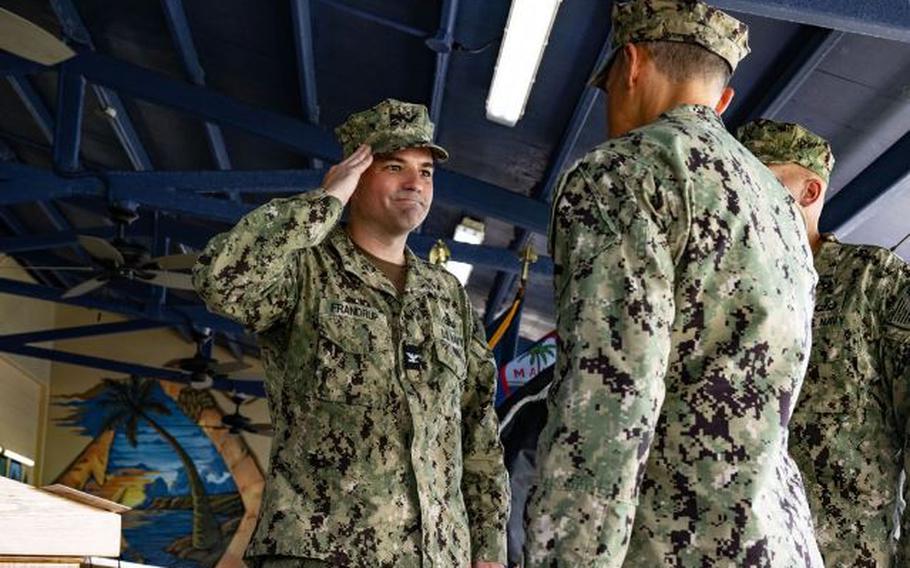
(0, 0, 907, 392)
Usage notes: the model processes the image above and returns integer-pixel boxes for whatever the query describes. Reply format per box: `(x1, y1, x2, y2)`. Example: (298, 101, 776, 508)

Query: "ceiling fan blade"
(162, 357, 191, 369)
(78, 235, 125, 266)
(244, 423, 274, 436)
(211, 360, 251, 374)
(0, 8, 76, 66)
(61, 276, 108, 299)
(144, 270, 195, 291)
(149, 253, 199, 271)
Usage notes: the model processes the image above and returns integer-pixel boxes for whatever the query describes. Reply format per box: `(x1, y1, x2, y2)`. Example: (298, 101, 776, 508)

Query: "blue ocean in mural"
(55, 378, 251, 567)
(122, 510, 237, 567)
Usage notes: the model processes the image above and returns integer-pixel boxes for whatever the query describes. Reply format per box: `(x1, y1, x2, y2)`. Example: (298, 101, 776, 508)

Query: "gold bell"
(429, 239, 452, 266)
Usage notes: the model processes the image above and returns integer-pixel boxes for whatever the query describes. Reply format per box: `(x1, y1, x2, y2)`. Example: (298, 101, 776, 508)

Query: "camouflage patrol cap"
(590, 0, 750, 88)
(335, 98, 449, 162)
(736, 119, 835, 183)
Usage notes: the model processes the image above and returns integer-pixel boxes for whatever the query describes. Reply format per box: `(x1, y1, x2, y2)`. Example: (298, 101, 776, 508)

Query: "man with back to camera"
(193, 98, 509, 568)
(523, 1, 823, 565)
(738, 118, 910, 567)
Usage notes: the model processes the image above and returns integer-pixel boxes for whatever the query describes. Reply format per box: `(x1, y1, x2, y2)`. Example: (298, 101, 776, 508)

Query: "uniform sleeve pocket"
(554, 193, 622, 304)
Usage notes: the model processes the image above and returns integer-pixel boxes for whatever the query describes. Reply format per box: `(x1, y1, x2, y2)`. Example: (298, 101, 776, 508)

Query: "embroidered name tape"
(329, 301, 381, 321)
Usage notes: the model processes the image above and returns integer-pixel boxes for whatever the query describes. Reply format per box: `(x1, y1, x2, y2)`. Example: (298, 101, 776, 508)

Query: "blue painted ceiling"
(0, 0, 908, 385)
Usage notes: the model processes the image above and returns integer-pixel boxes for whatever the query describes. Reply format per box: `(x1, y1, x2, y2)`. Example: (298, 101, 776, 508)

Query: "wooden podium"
(0, 476, 130, 568)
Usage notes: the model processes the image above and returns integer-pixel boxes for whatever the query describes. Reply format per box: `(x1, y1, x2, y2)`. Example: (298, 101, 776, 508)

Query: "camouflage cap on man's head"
(335, 98, 449, 162)
(590, 0, 750, 88)
(737, 119, 835, 183)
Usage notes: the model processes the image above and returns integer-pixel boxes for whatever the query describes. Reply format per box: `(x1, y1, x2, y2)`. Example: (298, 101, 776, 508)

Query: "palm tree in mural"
(97, 375, 222, 550)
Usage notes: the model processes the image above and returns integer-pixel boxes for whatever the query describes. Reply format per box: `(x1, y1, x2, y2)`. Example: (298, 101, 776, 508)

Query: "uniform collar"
(662, 103, 724, 127)
(814, 233, 842, 270)
(328, 226, 436, 299)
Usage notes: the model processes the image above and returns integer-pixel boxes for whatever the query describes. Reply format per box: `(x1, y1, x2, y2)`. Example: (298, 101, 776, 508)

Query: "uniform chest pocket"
(429, 322, 468, 405)
(315, 303, 392, 407)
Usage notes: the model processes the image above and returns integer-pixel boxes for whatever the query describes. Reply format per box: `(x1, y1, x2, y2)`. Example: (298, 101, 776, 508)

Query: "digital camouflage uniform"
(193, 100, 509, 567)
(524, 2, 823, 566)
(739, 119, 910, 567)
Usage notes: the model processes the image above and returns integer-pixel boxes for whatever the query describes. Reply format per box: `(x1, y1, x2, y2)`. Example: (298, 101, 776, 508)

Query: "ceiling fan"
(216, 391, 273, 437)
(0, 205, 198, 298)
(0, 7, 75, 65)
(164, 329, 252, 390)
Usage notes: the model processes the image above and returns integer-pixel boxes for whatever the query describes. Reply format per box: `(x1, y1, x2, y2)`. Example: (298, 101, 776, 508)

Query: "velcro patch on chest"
(436, 325, 464, 351)
(890, 286, 910, 330)
(328, 300, 382, 322)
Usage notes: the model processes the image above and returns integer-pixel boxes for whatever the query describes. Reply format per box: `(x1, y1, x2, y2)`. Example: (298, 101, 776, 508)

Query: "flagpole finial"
(519, 245, 538, 282)
(429, 239, 451, 265)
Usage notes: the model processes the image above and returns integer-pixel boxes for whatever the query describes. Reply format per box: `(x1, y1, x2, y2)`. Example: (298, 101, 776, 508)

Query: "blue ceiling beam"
(0, 141, 75, 288)
(6, 76, 54, 143)
(0, 343, 188, 380)
(436, 169, 548, 233)
(0, 211, 65, 289)
(291, 0, 320, 126)
(50, 0, 154, 171)
(0, 320, 170, 347)
(4, 48, 550, 231)
(3, 80, 87, 257)
(712, 0, 910, 43)
(148, 214, 170, 309)
(428, 0, 458, 126)
(315, 0, 429, 38)
(0, 129, 100, 171)
(114, 186, 255, 224)
(0, 221, 554, 279)
(290, 0, 322, 170)
(161, 0, 232, 171)
(94, 88, 155, 171)
(66, 51, 339, 158)
(109, 167, 549, 233)
(0, 110, 83, 270)
(0, 276, 246, 337)
(484, 37, 613, 324)
(0, 343, 265, 395)
(107, 169, 326, 193)
(730, 28, 843, 127)
(820, 129, 910, 235)
(0, 162, 100, 205)
(52, 64, 85, 173)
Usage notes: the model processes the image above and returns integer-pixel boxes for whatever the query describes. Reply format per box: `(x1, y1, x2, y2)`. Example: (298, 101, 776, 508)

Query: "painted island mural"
(53, 376, 265, 567)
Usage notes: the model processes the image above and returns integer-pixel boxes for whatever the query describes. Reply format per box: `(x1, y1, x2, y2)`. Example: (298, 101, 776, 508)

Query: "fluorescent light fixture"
(3, 448, 34, 468)
(446, 218, 485, 286)
(486, 0, 563, 127)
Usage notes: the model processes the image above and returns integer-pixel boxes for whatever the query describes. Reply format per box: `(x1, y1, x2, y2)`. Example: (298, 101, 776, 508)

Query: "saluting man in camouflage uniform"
(524, 1, 822, 566)
(193, 99, 509, 568)
(738, 119, 910, 567)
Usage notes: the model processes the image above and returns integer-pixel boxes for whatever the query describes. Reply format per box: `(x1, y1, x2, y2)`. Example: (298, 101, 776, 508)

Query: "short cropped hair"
(639, 41, 732, 88)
